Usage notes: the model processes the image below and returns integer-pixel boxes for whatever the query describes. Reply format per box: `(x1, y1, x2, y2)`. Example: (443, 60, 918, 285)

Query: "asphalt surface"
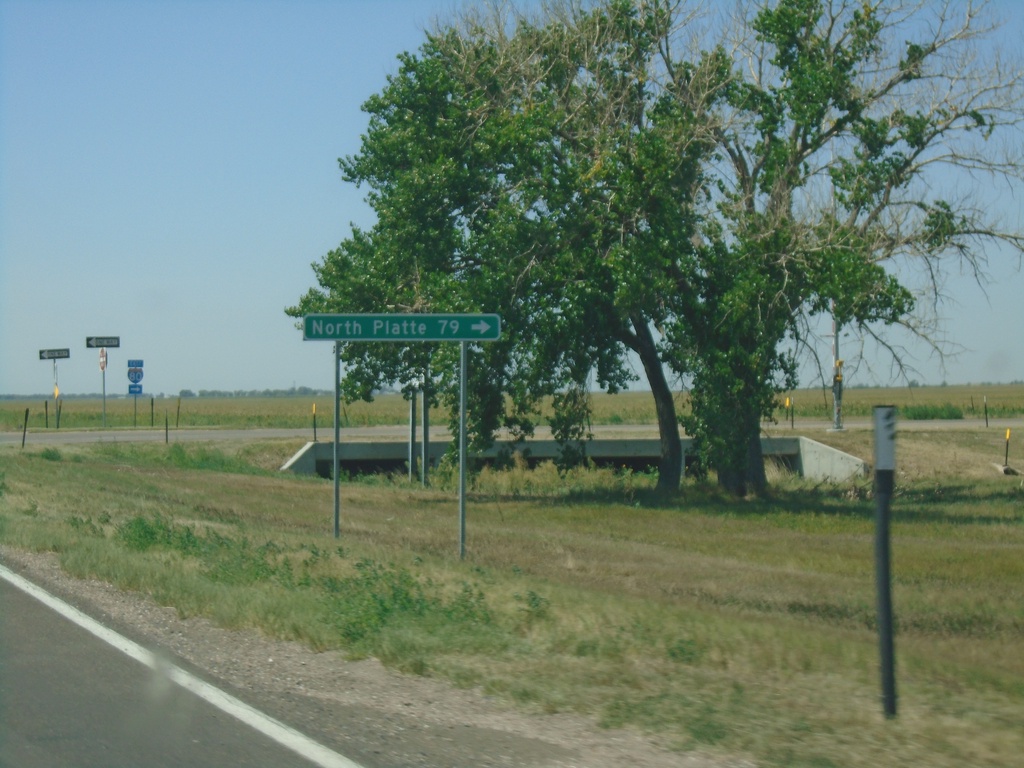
(0, 577, 333, 768)
(2, 417, 1022, 450)
(0, 427, 324, 447)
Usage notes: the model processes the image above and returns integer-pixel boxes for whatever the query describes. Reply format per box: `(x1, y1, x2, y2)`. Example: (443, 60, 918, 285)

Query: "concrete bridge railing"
(281, 436, 868, 484)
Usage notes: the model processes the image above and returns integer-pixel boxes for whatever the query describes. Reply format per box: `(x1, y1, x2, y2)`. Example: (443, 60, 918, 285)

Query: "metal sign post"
(303, 313, 502, 553)
(127, 359, 144, 426)
(39, 349, 70, 427)
(100, 349, 107, 427)
(408, 390, 417, 483)
(421, 366, 430, 487)
(459, 342, 468, 559)
(334, 342, 341, 539)
(873, 405, 898, 718)
(87, 337, 119, 428)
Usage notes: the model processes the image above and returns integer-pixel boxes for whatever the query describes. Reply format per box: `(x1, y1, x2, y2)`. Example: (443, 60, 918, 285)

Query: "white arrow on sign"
(87, 336, 120, 348)
(471, 320, 491, 334)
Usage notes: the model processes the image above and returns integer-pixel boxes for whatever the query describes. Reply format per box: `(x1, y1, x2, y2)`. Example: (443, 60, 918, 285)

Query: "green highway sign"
(303, 313, 501, 342)
(86, 336, 120, 348)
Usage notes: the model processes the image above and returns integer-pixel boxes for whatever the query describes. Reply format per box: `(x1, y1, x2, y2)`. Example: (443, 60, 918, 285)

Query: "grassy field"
(2, 383, 1023, 432)
(1, 422, 1022, 767)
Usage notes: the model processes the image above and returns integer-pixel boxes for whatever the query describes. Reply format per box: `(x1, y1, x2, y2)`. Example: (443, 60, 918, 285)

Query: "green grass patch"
(2, 435, 1024, 767)
(899, 403, 964, 420)
(164, 443, 267, 474)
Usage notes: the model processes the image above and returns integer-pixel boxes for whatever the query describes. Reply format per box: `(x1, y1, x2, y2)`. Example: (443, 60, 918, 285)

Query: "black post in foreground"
(21, 408, 29, 449)
(873, 405, 898, 719)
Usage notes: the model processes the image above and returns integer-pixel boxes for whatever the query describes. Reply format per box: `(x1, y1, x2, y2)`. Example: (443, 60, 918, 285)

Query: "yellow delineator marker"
(1006, 428, 1012, 467)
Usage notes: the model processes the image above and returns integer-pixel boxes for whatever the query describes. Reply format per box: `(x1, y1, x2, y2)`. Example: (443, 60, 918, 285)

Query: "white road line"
(0, 563, 365, 768)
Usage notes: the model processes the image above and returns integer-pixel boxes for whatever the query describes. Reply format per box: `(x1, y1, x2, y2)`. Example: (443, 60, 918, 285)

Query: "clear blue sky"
(2, 0, 1022, 398)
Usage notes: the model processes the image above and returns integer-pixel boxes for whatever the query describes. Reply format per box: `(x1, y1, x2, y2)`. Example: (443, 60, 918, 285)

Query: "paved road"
(2, 417, 1021, 449)
(0, 557, 626, 768)
(0, 574, 352, 768)
(0, 427, 340, 447)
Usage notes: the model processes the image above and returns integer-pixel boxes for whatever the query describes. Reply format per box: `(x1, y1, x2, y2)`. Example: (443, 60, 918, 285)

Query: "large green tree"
(680, 0, 1024, 492)
(290, 0, 1024, 494)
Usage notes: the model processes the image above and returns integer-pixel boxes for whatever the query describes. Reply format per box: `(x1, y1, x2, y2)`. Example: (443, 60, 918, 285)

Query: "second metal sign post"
(87, 336, 120, 427)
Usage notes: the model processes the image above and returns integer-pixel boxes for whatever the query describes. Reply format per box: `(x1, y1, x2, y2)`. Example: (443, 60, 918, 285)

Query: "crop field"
(779, 383, 1024, 421)
(2, 409, 1023, 767)
(2, 383, 1023, 432)
(0, 393, 410, 432)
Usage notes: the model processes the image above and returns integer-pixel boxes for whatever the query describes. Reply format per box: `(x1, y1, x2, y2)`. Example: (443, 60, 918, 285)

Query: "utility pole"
(830, 304, 844, 431)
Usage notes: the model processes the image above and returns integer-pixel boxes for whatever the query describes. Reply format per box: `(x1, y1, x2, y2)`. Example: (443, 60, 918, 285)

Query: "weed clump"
(115, 514, 199, 553)
(320, 559, 496, 654)
(165, 443, 263, 475)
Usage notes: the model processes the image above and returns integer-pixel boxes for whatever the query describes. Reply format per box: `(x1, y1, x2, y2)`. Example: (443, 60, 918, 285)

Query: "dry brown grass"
(806, 426, 1019, 482)
(4, 382, 1021, 432)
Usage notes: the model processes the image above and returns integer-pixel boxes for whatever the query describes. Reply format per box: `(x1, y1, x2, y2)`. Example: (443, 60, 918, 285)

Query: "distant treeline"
(177, 387, 334, 398)
(2, 381, 1021, 401)
(845, 380, 1024, 389)
(0, 387, 334, 400)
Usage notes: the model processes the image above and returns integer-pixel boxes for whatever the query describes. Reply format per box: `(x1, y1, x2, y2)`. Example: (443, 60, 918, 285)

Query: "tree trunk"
(716, 404, 766, 496)
(632, 319, 682, 493)
(744, 427, 767, 495)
